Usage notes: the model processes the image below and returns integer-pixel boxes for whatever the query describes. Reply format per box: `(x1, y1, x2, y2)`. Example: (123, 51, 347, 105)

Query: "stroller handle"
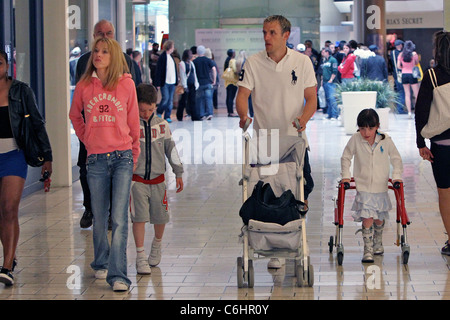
(294, 119, 302, 131)
(242, 118, 252, 132)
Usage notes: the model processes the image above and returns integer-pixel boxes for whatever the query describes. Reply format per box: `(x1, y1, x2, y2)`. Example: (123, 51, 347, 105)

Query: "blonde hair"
(80, 37, 129, 91)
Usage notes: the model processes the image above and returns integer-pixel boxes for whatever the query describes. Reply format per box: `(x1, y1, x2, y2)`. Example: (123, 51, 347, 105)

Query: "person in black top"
(0, 49, 53, 286)
(415, 30, 450, 256)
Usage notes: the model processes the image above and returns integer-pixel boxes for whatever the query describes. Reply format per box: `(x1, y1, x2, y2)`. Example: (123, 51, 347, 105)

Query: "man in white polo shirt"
(236, 15, 317, 269)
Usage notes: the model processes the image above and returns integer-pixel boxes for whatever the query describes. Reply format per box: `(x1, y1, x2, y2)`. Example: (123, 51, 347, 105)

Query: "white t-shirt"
(238, 48, 317, 138)
(166, 54, 177, 85)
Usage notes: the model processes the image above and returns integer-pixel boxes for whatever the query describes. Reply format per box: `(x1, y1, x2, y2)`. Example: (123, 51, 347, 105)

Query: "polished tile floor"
(1, 109, 449, 300)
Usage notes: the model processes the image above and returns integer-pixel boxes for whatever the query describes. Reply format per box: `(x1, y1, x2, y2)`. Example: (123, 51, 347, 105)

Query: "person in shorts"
(131, 83, 184, 275)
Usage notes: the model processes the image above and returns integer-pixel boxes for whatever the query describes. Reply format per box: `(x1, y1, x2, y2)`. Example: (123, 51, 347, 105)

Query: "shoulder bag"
(221, 67, 238, 83)
(394, 52, 402, 83)
(421, 68, 450, 139)
(239, 181, 307, 226)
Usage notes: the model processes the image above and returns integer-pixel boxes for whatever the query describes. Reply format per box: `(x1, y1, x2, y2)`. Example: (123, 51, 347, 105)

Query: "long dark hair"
(434, 30, 450, 74)
(402, 40, 415, 63)
(0, 49, 8, 63)
(357, 109, 385, 140)
(182, 49, 192, 63)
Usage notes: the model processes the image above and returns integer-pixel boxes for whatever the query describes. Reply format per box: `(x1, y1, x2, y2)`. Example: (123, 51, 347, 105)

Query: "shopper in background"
(397, 40, 420, 119)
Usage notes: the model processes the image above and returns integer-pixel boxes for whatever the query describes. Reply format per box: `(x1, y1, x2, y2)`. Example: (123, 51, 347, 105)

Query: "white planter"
(342, 91, 377, 135)
(377, 107, 390, 132)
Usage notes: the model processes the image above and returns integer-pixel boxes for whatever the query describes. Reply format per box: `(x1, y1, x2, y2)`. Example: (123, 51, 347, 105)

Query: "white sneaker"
(136, 256, 152, 275)
(113, 281, 129, 292)
(148, 240, 162, 267)
(267, 258, 285, 269)
(94, 269, 107, 279)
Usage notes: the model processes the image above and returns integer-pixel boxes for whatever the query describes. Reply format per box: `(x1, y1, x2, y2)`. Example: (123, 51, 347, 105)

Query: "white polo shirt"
(238, 48, 317, 138)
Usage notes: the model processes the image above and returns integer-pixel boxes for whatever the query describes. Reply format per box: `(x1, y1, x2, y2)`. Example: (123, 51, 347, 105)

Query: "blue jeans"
(196, 84, 214, 118)
(157, 83, 176, 119)
(341, 78, 354, 85)
(394, 78, 406, 113)
(87, 150, 134, 287)
(323, 82, 338, 119)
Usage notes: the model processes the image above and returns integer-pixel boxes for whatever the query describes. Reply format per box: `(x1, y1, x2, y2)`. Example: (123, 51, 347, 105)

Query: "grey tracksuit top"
(134, 114, 183, 181)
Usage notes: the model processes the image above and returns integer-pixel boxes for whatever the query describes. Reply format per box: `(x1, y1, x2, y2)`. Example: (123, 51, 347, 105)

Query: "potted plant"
(335, 79, 399, 134)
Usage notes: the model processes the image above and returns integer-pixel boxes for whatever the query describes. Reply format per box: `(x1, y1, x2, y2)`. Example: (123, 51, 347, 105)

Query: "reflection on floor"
(1, 109, 449, 300)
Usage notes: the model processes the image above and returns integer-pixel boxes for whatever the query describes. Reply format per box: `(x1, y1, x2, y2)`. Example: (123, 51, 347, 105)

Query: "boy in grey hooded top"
(131, 84, 183, 275)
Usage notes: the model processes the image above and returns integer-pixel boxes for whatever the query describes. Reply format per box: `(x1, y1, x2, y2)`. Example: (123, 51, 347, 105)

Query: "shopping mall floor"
(1, 108, 449, 301)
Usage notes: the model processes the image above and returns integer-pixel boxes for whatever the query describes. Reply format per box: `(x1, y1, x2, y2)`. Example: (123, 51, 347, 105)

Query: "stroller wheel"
(296, 261, 314, 287)
(247, 260, 254, 288)
(307, 264, 314, 287)
(296, 265, 304, 287)
(237, 257, 244, 288)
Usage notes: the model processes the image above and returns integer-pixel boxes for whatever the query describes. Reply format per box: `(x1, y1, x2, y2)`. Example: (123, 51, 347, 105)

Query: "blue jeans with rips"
(87, 150, 134, 288)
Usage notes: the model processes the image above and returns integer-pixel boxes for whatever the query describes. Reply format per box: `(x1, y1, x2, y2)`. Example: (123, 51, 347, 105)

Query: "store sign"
(195, 28, 300, 107)
(195, 28, 300, 66)
(386, 11, 443, 29)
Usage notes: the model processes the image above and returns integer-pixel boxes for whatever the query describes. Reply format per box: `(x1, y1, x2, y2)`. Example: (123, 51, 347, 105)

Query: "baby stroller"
(237, 119, 314, 288)
(328, 178, 411, 265)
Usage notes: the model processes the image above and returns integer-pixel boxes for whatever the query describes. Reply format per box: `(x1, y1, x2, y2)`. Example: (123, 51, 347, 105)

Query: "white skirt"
(351, 191, 392, 222)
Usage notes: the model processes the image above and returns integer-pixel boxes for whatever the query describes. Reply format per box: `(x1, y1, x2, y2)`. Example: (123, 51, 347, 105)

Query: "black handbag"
(239, 181, 307, 225)
(21, 104, 45, 167)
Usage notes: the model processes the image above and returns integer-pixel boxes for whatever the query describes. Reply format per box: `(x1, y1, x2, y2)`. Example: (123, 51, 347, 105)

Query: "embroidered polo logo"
(291, 70, 298, 85)
(380, 146, 384, 153)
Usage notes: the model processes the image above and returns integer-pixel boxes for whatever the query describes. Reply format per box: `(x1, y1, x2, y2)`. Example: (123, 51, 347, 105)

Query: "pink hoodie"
(70, 73, 140, 163)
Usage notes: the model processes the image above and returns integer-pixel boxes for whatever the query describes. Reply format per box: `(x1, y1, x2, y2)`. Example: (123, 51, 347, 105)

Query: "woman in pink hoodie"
(70, 37, 140, 292)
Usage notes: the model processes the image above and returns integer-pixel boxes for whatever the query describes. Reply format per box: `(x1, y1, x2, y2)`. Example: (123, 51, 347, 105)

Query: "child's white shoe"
(136, 256, 152, 275)
(148, 240, 162, 267)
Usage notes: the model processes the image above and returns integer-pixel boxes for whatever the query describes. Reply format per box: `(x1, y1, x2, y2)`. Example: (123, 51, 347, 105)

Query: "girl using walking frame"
(341, 109, 403, 263)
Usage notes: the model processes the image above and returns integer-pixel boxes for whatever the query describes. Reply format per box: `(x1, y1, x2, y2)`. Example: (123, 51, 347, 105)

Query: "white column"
(43, 0, 72, 187)
(88, 0, 99, 48)
(116, 0, 127, 50)
(445, 0, 450, 31)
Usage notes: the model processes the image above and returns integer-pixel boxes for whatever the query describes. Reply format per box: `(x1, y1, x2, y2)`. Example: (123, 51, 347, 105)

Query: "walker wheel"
(402, 250, 410, 265)
(337, 251, 344, 266)
(328, 236, 334, 253)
